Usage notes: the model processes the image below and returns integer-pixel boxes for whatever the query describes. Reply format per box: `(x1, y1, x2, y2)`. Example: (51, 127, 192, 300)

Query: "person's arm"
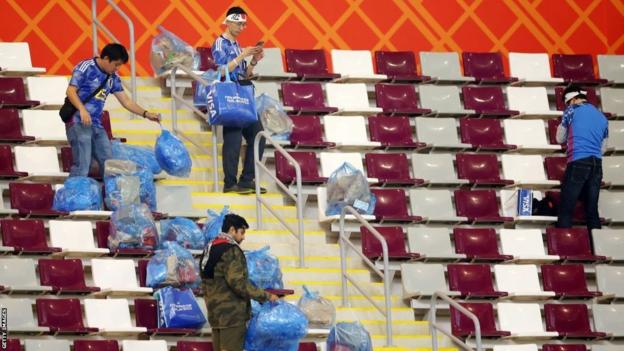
(556, 123, 567, 144)
(212, 41, 260, 77)
(223, 248, 276, 302)
(113, 91, 161, 122)
(557, 106, 574, 144)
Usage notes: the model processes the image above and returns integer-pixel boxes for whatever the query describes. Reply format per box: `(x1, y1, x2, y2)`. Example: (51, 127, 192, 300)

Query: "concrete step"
(243, 229, 327, 245)
(283, 293, 407, 309)
(158, 179, 279, 193)
(191, 192, 285, 206)
(240, 242, 367, 269)
(336, 306, 415, 321)
(192, 203, 296, 219)
(285, 279, 386, 297)
(370, 334, 455, 349)
(280, 267, 373, 284)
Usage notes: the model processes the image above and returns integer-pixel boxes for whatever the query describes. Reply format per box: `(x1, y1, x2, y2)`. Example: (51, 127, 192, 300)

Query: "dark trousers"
(222, 120, 265, 188)
(556, 156, 602, 231)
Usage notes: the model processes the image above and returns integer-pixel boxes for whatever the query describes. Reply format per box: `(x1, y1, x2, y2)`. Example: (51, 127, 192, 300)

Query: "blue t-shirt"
(211, 36, 247, 81)
(561, 102, 608, 162)
(68, 58, 123, 127)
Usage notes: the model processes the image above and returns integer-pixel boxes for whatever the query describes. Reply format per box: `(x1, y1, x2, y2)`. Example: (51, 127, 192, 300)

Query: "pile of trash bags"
(202, 206, 229, 243)
(325, 162, 376, 216)
(52, 176, 102, 211)
(111, 140, 161, 175)
(159, 217, 206, 250)
(108, 203, 159, 250)
(297, 285, 336, 328)
(155, 129, 192, 178)
(146, 241, 200, 288)
(244, 301, 308, 351)
(103, 159, 156, 211)
(327, 322, 373, 351)
(245, 246, 284, 290)
(150, 26, 198, 75)
(256, 93, 293, 141)
(155, 286, 206, 328)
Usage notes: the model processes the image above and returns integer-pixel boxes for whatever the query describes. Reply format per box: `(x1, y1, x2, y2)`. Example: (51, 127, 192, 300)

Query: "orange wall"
(1, 0, 623, 76)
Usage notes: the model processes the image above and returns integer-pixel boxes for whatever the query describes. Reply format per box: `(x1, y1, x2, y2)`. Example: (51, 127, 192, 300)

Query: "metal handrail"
(170, 64, 219, 192)
(339, 206, 393, 346)
(254, 131, 304, 267)
(91, 0, 137, 102)
(430, 291, 483, 351)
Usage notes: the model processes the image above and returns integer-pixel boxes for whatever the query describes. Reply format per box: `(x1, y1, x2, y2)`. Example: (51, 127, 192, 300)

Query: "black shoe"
(238, 182, 267, 194)
(223, 185, 253, 194)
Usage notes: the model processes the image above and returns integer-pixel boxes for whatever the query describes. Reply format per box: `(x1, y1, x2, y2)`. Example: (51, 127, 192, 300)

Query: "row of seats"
(0, 76, 67, 108)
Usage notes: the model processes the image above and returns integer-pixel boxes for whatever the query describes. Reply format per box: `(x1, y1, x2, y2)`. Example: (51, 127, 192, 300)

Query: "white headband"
(223, 13, 247, 24)
(564, 90, 587, 103)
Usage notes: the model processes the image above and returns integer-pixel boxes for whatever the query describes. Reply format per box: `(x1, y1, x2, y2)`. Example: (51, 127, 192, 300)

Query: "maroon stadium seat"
(462, 52, 518, 84)
(453, 227, 512, 261)
(541, 264, 601, 298)
(134, 298, 197, 335)
(4, 339, 21, 351)
(281, 82, 338, 114)
(545, 191, 586, 223)
(289, 116, 335, 148)
(451, 302, 511, 337)
(95, 221, 153, 256)
(544, 303, 607, 338)
(552, 54, 608, 85)
(36, 298, 98, 334)
(196, 47, 217, 71)
(544, 156, 566, 182)
(60, 147, 101, 179)
(374, 51, 430, 83)
(0, 109, 35, 142)
(0, 219, 60, 254)
(284, 49, 339, 80)
(447, 264, 507, 298)
(360, 226, 419, 260)
(545, 227, 606, 262)
(137, 259, 149, 287)
(74, 340, 120, 351)
(370, 188, 422, 223)
(38, 258, 99, 294)
(374, 83, 431, 116)
(542, 345, 587, 351)
(368, 116, 426, 149)
(453, 189, 512, 223)
(365, 153, 423, 186)
(0, 77, 39, 108)
(298, 343, 318, 351)
(274, 151, 326, 185)
(461, 86, 518, 117)
(459, 118, 516, 151)
(455, 153, 513, 186)
(177, 341, 214, 351)
(0, 145, 27, 178)
(9, 182, 67, 216)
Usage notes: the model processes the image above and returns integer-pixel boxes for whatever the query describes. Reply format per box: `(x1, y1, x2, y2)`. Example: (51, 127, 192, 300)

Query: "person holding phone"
(211, 6, 267, 194)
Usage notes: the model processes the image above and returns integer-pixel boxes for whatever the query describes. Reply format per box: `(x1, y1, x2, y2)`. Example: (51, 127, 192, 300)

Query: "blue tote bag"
(206, 64, 257, 128)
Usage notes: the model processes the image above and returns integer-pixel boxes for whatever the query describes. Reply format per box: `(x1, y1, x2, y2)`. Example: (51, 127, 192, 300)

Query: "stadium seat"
(447, 264, 507, 298)
(453, 228, 512, 261)
(600, 87, 624, 118)
(501, 154, 558, 187)
(36, 298, 97, 334)
(121, 340, 168, 351)
(499, 229, 559, 262)
(493, 264, 555, 299)
(84, 298, 146, 334)
(374, 50, 430, 83)
(606, 121, 624, 152)
(26, 76, 68, 108)
(419, 52, 474, 84)
(406, 227, 465, 261)
(25, 340, 70, 351)
(365, 153, 423, 186)
(459, 118, 516, 151)
(60, 146, 101, 179)
(552, 54, 608, 85)
(415, 117, 471, 150)
(461, 86, 519, 117)
(497, 302, 558, 338)
(319, 152, 368, 180)
(316, 187, 375, 223)
(506, 87, 562, 118)
(275, 151, 326, 185)
(0, 77, 39, 108)
(370, 188, 422, 223)
(543, 156, 566, 183)
(412, 153, 467, 186)
(253, 81, 280, 100)
(374, 83, 431, 116)
(176, 341, 214, 351)
(595, 265, 624, 299)
(135, 298, 199, 335)
(545, 191, 587, 224)
(493, 346, 539, 351)
(73, 340, 120, 351)
(554, 86, 600, 111)
(284, 49, 340, 81)
(455, 153, 513, 186)
(546, 119, 562, 146)
(91, 258, 152, 296)
(323, 115, 381, 148)
(38, 258, 99, 294)
(360, 226, 419, 260)
(4, 339, 21, 351)
(418, 85, 474, 116)
(544, 303, 607, 338)
(0, 219, 59, 254)
(21, 110, 67, 143)
(453, 189, 512, 223)
(592, 229, 624, 261)
(542, 346, 587, 351)
(0, 298, 48, 333)
(368, 116, 426, 149)
(541, 264, 601, 298)
(591, 346, 620, 351)
(0, 258, 51, 293)
(281, 82, 338, 114)
(95, 220, 153, 257)
(592, 304, 624, 338)
(503, 119, 561, 152)
(289, 115, 335, 148)
(462, 52, 518, 84)
(250, 47, 296, 80)
(325, 83, 383, 115)
(14, 146, 67, 180)
(9, 182, 67, 216)
(597, 54, 624, 85)
(330, 49, 386, 82)
(508, 52, 564, 85)
(0, 145, 27, 178)
(599, 191, 624, 223)
(602, 156, 624, 187)
(195, 47, 216, 71)
(451, 302, 511, 337)
(0, 42, 46, 75)
(0, 109, 35, 143)
(409, 189, 467, 223)
(545, 227, 605, 262)
(298, 343, 318, 351)
(49, 220, 109, 256)
(401, 263, 452, 299)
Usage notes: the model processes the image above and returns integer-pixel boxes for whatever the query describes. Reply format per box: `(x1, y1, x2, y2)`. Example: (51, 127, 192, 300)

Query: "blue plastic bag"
(202, 206, 229, 243)
(52, 176, 102, 211)
(206, 65, 257, 127)
(160, 217, 205, 250)
(193, 69, 219, 107)
(147, 241, 200, 288)
(244, 301, 308, 351)
(109, 203, 159, 250)
(112, 140, 162, 174)
(256, 93, 293, 141)
(245, 246, 284, 290)
(327, 322, 373, 351)
(155, 129, 192, 177)
(325, 162, 376, 216)
(155, 286, 206, 328)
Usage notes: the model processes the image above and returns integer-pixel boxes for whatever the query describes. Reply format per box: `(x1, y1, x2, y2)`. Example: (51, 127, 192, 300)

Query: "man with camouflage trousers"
(200, 213, 278, 351)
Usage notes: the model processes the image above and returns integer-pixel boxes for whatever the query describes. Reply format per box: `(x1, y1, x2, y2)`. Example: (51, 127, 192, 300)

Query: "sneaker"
(238, 182, 267, 194)
(223, 185, 253, 194)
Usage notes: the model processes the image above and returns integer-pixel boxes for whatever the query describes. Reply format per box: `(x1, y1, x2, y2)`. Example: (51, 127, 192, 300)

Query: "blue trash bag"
(327, 322, 373, 351)
(52, 176, 102, 211)
(155, 129, 192, 177)
(202, 205, 229, 243)
(297, 285, 336, 328)
(325, 162, 376, 216)
(135, 165, 157, 211)
(150, 26, 198, 75)
(146, 241, 201, 288)
(244, 301, 308, 351)
(155, 286, 206, 328)
(104, 175, 140, 211)
(160, 217, 205, 250)
(256, 93, 293, 141)
(193, 69, 219, 107)
(109, 203, 159, 250)
(104, 160, 155, 211)
(112, 140, 162, 174)
(245, 246, 284, 290)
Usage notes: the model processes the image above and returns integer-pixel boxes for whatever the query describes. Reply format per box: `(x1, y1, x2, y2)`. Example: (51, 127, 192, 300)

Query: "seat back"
(554, 87, 599, 111)
(4, 339, 21, 351)
(451, 302, 498, 336)
(25, 340, 70, 351)
(600, 87, 624, 115)
(14, 146, 61, 175)
(415, 117, 461, 146)
(0, 144, 17, 175)
(406, 227, 454, 257)
(603, 156, 624, 185)
(503, 119, 550, 147)
(552, 54, 597, 81)
(360, 226, 407, 258)
(546, 119, 561, 145)
(38, 258, 88, 290)
(454, 189, 500, 218)
(418, 85, 464, 112)
(325, 83, 371, 109)
(0, 109, 27, 140)
(506, 87, 552, 113)
(592, 305, 624, 338)
(121, 340, 168, 351)
(593, 229, 624, 260)
(281, 82, 326, 108)
(599, 191, 624, 222)
(195, 47, 216, 71)
(453, 227, 500, 256)
(319, 152, 365, 178)
(83, 298, 134, 329)
(447, 264, 496, 294)
(541, 264, 590, 294)
(0, 77, 29, 104)
(419, 52, 465, 79)
(370, 188, 410, 218)
(544, 156, 566, 181)
(21, 110, 66, 141)
(176, 341, 214, 351)
(462, 86, 507, 111)
(493, 346, 539, 351)
(365, 153, 411, 181)
(499, 229, 549, 257)
(253, 48, 288, 75)
(401, 263, 447, 297)
(91, 258, 141, 290)
(544, 303, 593, 334)
(595, 265, 624, 298)
(374, 51, 417, 76)
(462, 52, 506, 80)
(284, 49, 330, 75)
(275, 151, 321, 184)
(0, 298, 37, 329)
(607, 121, 624, 150)
(368, 116, 416, 146)
(597, 54, 624, 83)
(375, 83, 420, 110)
(331, 49, 376, 76)
(459, 118, 506, 147)
(0, 219, 48, 250)
(134, 298, 159, 329)
(501, 154, 548, 182)
(26, 76, 68, 104)
(497, 303, 548, 334)
(9, 182, 55, 211)
(409, 189, 457, 218)
(545, 227, 592, 257)
(253, 81, 280, 100)
(36, 298, 85, 329)
(456, 153, 502, 181)
(0, 42, 35, 68)
(509, 52, 557, 81)
(290, 115, 325, 145)
(0, 257, 39, 288)
(494, 264, 544, 294)
(73, 340, 120, 351)
(323, 115, 372, 145)
(49, 220, 97, 251)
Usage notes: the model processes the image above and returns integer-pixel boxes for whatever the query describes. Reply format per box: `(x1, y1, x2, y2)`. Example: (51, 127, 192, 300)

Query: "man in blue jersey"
(555, 85, 609, 230)
(65, 43, 161, 177)
(212, 6, 266, 194)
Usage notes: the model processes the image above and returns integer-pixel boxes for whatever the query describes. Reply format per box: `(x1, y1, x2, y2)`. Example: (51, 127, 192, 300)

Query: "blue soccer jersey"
(68, 58, 123, 127)
(211, 35, 247, 81)
(561, 102, 609, 162)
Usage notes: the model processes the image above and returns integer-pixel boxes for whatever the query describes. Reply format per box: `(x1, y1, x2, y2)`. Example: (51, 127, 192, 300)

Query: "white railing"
(254, 131, 305, 267)
(338, 206, 393, 346)
(430, 291, 483, 351)
(169, 64, 219, 192)
(91, 0, 137, 102)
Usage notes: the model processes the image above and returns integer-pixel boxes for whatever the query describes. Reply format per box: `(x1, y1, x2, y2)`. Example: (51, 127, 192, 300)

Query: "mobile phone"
(255, 40, 265, 47)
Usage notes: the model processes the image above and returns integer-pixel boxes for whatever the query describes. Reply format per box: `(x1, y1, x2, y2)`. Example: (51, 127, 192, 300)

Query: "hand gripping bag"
(52, 176, 102, 211)
(245, 246, 284, 290)
(206, 65, 257, 127)
(326, 322, 373, 351)
(256, 93, 293, 140)
(155, 286, 206, 328)
(244, 301, 308, 351)
(202, 205, 229, 243)
(108, 203, 159, 250)
(150, 26, 198, 75)
(111, 140, 161, 175)
(160, 217, 205, 250)
(325, 162, 376, 216)
(146, 241, 200, 288)
(155, 128, 192, 177)
(297, 285, 336, 328)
